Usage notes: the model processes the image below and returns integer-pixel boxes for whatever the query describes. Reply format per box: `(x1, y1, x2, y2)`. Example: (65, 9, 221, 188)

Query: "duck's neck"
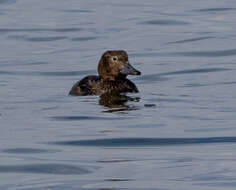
(101, 79, 124, 86)
(100, 79, 125, 92)
(100, 74, 127, 81)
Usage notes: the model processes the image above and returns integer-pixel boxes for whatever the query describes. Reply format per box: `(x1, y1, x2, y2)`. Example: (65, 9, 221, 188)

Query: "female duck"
(69, 50, 141, 96)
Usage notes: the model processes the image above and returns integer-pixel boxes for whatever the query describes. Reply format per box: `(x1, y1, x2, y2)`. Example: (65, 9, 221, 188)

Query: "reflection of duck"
(99, 92, 140, 109)
(69, 50, 141, 96)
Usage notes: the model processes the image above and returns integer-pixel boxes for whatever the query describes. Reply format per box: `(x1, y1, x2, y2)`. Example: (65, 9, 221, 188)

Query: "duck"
(69, 50, 141, 96)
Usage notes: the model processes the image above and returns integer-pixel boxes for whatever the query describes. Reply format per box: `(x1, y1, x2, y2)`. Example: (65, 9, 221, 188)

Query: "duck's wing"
(69, 75, 100, 96)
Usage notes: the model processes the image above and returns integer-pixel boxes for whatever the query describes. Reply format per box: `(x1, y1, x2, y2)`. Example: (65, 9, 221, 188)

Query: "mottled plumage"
(69, 50, 141, 96)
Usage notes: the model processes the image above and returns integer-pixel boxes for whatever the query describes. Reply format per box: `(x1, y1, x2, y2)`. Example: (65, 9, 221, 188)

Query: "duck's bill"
(120, 63, 141, 75)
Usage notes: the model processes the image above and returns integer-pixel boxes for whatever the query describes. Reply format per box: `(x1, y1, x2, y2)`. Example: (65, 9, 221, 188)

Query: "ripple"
(167, 36, 215, 44)
(62, 9, 93, 13)
(0, 163, 92, 175)
(147, 98, 191, 103)
(25, 61, 49, 65)
(27, 36, 66, 42)
(140, 19, 189, 26)
(14, 36, 67, 42)
(161, 68, 230, 75)
(171, 48, 236, 57)
(51, 137, 236, 147)
(14, 184, 122, 190)
(0, 0, 17, 4)
(131, 48, 236, 58)
(2, 148, 58, 154)
(195, 8, 236, 12)
(129, 52, 165, 57)
(51, 115, 127, 121)
(137, 74, 167, 83)
(0, 28, 82, 34)
(138, 68, 229, 83)
(97, 159, 135, 163)
(181, 81, 236, 88)
(144, 104, 157, 107)
(0, 61, 49, 68)
(105, 178, 133, 182)
(71, 37, 98, 41)
(0, 70, 94, 76)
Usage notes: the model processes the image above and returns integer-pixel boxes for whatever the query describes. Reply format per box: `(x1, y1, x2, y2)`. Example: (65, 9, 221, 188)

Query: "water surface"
(1, 0, 236, 189)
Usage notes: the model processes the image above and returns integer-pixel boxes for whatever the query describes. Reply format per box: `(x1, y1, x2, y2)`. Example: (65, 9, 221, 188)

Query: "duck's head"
(98, 50, 141, 81)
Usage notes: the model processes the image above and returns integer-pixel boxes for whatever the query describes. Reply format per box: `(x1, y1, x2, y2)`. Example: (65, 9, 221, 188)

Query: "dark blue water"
(1, 0, 236, 189)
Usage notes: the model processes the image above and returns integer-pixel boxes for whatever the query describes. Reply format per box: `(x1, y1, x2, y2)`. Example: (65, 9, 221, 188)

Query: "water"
(1, 0, 236, 189)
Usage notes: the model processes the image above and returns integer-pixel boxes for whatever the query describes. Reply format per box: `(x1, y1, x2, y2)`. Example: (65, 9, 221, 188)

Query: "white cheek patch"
(120, 65, 125, 69)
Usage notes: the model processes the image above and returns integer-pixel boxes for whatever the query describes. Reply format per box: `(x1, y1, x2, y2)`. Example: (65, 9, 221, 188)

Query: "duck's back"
(69, 75, 101, 96)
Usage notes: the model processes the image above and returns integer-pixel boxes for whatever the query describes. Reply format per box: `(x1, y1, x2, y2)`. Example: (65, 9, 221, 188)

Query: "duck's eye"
(112, 57, 118, 61)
